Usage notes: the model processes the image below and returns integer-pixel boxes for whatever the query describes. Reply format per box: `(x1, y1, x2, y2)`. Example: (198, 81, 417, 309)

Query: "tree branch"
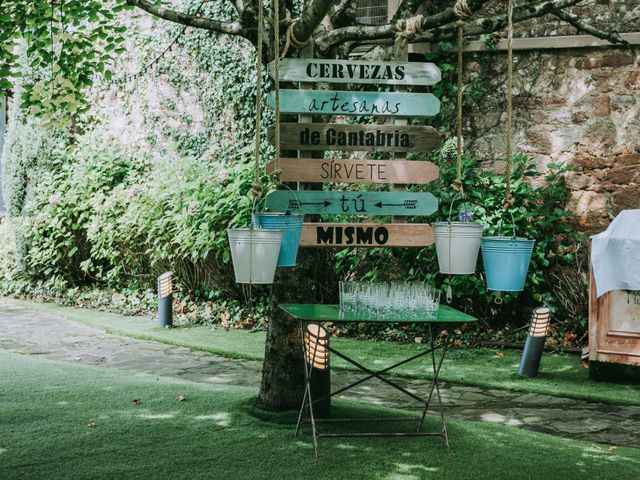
(315, 0, 489, 53)
(552, 9, 628, 45)
(291, 0, 336, 45)
(125, 0, 249, 38)
(316, 0, 586, 52)
(417, 0, 585, 42)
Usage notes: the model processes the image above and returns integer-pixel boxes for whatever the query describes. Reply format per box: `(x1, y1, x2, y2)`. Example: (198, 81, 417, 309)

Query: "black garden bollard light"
(518, 307, 551, 378)
(157, 272, 173, 328)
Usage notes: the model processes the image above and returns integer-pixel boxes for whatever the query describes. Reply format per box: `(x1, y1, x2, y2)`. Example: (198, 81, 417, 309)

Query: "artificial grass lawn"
(1, 349, 639, 480)
(8, 299, 640, 406)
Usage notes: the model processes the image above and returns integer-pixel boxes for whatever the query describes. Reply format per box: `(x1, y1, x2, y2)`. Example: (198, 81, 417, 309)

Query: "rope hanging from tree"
(270, 0, 283, 184)
(504, 0, 515, 209)
(251, 0, 266, 200)
(452, 0, 471, 196)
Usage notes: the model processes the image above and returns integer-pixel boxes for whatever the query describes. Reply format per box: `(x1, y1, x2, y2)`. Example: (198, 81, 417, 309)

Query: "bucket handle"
(253, 183, 303, 228)
(496, 210, 517, 239)
(447, 194, 460, 223)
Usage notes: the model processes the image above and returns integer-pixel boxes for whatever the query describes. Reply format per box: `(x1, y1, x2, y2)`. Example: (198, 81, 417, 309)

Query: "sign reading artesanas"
(267, 90, 440, 117)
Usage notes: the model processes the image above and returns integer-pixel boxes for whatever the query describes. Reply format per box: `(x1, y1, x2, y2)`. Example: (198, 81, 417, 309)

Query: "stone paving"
(1, 301, 638, 447)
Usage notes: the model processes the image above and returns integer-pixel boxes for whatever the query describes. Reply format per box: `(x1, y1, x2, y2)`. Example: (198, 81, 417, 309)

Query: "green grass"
(1, 349, 639, 480)
(7, 299, 640, 406)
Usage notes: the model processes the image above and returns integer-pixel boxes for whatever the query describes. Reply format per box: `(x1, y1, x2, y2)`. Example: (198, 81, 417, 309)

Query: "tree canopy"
(1, 0, 636, 122)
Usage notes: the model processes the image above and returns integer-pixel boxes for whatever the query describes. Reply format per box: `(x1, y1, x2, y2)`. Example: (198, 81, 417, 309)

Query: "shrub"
(336, 153, 585, 334)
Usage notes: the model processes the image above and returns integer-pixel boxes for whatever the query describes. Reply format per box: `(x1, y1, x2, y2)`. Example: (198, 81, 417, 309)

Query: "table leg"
(418, 324, 450, 451)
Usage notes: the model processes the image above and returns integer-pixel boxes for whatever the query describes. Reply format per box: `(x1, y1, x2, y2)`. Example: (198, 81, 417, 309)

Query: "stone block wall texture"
(464, 47, 640, 234)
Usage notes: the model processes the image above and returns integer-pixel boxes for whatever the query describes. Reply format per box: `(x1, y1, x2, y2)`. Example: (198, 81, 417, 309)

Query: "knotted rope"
(280, 10, 309, 60)
(251, 0, 266, 200)
(395, 14, 424, 49)
(453, 0, 472, 196)
(504, 0, 515, 209)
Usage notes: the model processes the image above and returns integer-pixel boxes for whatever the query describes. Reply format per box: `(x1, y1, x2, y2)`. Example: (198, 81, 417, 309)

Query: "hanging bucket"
(433, 222, 485, 274)
(481, 236, 535, 292)
(227, 228, 283, 284)
(252, 213, 304, 267)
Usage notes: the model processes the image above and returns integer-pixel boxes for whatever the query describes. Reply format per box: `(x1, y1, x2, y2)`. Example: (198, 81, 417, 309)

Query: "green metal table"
(280, 303, 477, 457)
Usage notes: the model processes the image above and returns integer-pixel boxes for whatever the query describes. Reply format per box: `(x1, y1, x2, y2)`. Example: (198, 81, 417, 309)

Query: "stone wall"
(464, 46, 640, 234)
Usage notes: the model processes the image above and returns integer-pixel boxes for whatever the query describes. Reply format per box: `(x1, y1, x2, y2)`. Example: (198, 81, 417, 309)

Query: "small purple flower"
(459, 209, 474, 222)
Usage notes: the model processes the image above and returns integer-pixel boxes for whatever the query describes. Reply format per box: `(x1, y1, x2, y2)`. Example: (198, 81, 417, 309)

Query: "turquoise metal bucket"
(481, 236, 535, 292)
(252, 213, 304, 267)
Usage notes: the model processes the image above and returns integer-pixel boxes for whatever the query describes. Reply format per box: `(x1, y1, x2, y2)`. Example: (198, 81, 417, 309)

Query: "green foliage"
(0, 0, 133, 124)
(336, 152, 584, 334)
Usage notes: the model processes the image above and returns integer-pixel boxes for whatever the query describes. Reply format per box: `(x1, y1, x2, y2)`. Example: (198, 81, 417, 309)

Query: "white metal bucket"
(227, 228, 283, 284)
(433, 222, 485, 274)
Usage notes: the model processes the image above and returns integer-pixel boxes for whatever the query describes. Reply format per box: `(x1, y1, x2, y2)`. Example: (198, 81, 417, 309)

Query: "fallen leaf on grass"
(608, 446, 618, 452)
(452, 339, 462, 348)
(132, 399, 141, 405)
(495, 351, 505, 358)
(582, 361, 590, 369)
(177, 395, 186, 402)
(87, 423, 97, 429)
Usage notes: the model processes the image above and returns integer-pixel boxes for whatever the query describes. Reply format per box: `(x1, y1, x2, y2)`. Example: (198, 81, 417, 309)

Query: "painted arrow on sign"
(267, 90, 440, 117)
(265, 191, 438, 216)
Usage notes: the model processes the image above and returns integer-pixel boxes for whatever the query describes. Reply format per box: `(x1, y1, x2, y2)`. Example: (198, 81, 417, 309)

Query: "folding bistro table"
(280, 303, 477, 457)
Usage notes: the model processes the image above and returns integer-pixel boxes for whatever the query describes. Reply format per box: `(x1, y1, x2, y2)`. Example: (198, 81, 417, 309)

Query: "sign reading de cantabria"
(267, 123, 441, 153)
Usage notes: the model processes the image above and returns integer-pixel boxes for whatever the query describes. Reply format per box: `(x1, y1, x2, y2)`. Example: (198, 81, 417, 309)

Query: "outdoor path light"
(518, 307, 551, 378)
(158, 272, 173, 328)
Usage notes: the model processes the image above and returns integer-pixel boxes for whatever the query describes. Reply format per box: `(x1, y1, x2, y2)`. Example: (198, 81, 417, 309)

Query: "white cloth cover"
(591, 209, 640, 298)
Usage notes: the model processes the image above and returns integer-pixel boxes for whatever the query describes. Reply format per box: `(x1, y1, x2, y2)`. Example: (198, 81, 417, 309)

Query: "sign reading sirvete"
(300, 223, 435, 248)
(268, 59, 441, 86)
(266, 158, 439, 185)
(267, 90, 440, 117)
(267, 124, 440, 152)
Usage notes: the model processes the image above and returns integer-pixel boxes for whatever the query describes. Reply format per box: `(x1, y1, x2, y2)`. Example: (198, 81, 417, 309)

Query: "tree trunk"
(256, 248, 337, 411)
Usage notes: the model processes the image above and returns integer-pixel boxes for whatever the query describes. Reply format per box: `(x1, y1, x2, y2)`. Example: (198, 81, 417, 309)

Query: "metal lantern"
(158, 272, 173, 328)
(518, 307, 551, 377)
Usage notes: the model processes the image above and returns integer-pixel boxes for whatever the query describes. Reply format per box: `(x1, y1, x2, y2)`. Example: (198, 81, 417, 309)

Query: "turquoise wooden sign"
(265, 191, 438, 216)
(267, 90, 441, 117)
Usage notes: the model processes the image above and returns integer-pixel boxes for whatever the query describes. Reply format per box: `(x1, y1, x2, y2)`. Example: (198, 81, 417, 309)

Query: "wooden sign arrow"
(267, 90, 440, 117)
(266, 158, 439, 185)
(300, 223, 434, 248)
(265, 191, 438, 216)
(268, 59, 441, 86)
(267, 123, 441, 153)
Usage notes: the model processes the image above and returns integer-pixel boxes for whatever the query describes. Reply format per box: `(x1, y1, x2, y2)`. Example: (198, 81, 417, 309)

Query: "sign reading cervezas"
(268, 59, 441, 86)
